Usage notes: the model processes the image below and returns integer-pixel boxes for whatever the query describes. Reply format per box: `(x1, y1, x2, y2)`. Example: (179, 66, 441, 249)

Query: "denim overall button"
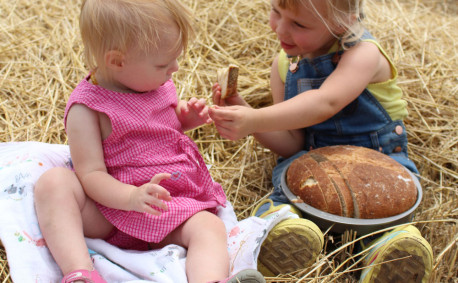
(395, 125, 403, 135)
(394, 146, 402, 153)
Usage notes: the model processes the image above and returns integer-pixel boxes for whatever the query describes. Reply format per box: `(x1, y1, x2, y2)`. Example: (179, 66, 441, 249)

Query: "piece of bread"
(286, 145, 418, 219)
(217, 64, 239, 99)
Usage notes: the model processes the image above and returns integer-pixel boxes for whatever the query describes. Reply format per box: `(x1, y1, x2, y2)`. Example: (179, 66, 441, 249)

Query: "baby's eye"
(294, 22, 307, 29)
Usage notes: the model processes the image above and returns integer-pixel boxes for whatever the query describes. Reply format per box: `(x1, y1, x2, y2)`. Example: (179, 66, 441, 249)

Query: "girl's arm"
(252, 55, 305, 157)
(210, 42, 384, 140)
(67, 104, 171, 214)
(256, 42, 386, 131)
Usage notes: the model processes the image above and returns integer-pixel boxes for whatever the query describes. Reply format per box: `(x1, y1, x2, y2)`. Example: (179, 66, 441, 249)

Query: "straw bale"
(0, 0, 456, 282)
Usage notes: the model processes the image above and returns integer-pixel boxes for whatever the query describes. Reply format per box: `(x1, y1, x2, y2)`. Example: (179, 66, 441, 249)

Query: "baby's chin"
(119, 87, 153, 94)
(126, 78, 171, 93)
(158, 77, 171, 87)
(130, 84, 163, 93)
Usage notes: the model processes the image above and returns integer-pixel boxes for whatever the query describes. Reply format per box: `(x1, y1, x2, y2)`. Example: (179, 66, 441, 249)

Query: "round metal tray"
(280, 164, 423, 235)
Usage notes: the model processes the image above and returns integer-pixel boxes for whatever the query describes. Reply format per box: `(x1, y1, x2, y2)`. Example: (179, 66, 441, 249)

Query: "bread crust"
(286, 145, 417, 219)
(217, 64, 239, 98)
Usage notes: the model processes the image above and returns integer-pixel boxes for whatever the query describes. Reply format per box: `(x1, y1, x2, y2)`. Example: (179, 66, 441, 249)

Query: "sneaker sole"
(258, 219, 323, 275)
(226, 269, 266, 283)
(364, 236, 433, 283)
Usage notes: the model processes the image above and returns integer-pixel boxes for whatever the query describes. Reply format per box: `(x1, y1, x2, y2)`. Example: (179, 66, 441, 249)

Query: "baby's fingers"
(188, 98, 206, 113)
(150, 173, 171, 184)
(129, 185, 168, 214)
(187, 97, 199, 107)
(195, 98, 207, 109)
(155, 188, 172, 202)
(147, 190, 170, 210)
(142, 204, 162, 216)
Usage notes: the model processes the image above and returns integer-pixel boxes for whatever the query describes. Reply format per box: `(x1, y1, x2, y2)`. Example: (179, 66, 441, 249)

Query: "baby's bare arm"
(67, 104, 170, 213)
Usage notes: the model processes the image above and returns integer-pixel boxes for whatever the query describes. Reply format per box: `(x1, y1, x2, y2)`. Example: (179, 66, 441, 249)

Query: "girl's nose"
(275, 19, 288, 38)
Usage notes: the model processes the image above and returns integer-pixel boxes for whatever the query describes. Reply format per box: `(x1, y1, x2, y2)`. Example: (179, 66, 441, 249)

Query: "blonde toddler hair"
(277, 0, 365, 49)
(79, 0, 194, 72)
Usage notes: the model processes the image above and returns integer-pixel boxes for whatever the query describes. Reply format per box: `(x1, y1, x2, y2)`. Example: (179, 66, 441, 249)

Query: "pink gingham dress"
(65, 76, 227, 248)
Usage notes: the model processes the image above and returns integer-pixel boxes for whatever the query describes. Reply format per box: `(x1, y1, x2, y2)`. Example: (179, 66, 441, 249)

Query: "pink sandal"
(61, 269, 107, 283)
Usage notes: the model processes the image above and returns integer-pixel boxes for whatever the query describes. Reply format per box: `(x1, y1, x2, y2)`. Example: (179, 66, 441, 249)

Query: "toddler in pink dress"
(34, 0, 265, 283)
(65, 77, 227, 248)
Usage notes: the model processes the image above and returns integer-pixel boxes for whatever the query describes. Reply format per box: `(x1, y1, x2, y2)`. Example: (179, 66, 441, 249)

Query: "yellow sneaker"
(359, 225, 433, 283)
(252, 200, 324, 276)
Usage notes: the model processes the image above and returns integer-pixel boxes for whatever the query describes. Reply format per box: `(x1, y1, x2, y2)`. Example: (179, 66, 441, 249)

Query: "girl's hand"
(212, 82, 249, 107)
(176, 98, 212, 131)
(129, 173, 172, 215)
(209, 105, 258, 140)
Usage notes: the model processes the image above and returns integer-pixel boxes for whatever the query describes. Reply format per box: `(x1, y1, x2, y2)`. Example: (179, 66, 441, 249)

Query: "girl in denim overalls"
(210, 0, 433, 282)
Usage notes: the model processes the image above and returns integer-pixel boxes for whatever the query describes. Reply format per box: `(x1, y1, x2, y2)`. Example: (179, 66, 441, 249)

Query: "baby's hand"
(187, 97, 212, 124)
(129, 173, 172, 215)
(177, 98, 212, 131)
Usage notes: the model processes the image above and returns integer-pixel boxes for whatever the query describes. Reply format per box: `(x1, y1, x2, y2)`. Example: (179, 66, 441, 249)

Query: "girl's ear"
(105, 50, 125, 71)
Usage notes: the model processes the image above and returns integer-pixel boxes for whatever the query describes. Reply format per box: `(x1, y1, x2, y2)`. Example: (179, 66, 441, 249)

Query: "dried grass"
(1, 0, 457, 282)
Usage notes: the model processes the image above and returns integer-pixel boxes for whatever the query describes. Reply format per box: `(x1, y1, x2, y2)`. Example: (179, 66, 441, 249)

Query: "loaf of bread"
(217, 64, 239, 99)
(286, 145, 417, 219)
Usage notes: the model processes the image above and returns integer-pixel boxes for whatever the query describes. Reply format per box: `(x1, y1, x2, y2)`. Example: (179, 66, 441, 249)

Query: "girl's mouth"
(280, 41, 296, 50)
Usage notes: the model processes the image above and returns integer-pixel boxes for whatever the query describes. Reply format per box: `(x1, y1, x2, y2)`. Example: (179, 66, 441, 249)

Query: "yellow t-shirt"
(277, 40, 408, 121)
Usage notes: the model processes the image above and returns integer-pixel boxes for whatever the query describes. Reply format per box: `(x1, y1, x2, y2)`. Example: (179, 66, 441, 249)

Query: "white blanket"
(0, 142, 293, 283)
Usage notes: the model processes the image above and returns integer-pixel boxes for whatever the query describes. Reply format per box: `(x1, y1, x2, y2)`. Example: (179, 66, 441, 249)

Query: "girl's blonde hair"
(80, 0, 194, 72)
(278, 0, 365, 49)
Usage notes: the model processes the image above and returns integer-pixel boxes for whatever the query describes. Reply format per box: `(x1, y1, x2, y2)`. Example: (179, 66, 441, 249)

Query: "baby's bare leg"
(165, 210, 229, 283)
(34, 167, 113, 275)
